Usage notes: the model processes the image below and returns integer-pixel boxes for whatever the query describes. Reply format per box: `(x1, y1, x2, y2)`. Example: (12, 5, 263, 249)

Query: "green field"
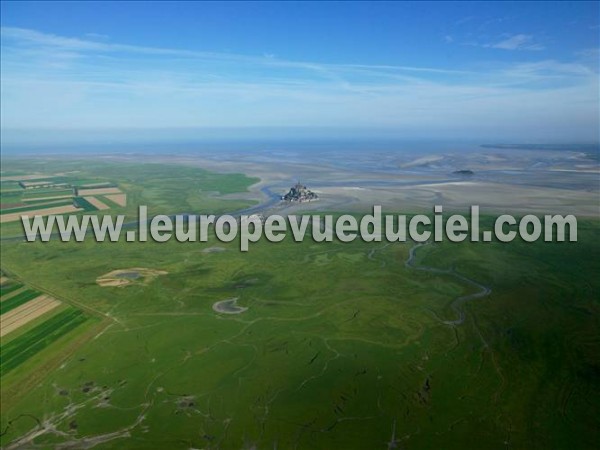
(0, 282, 23, 297)
(73, 197, 99, 212)
(1, 159, 259, 238)
(0, 199, 74, 215)
(1, 185, 75, 206)
(0, 289, 40, 315)
(1, 308, 88, 376)
(22, 189, 74, 200)
(0, 159, 598, 449)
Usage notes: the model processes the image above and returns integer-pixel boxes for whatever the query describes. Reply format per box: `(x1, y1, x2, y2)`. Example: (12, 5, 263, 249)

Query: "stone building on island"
(281, 182, 318, 202)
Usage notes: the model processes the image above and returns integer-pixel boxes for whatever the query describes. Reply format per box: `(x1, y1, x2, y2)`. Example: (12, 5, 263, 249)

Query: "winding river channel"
(405, 242, 491, 325)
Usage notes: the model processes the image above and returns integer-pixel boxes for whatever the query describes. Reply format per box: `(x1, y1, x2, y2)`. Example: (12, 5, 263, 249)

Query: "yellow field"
(104, 193, 127, 206)
(0, 295, 61, 337)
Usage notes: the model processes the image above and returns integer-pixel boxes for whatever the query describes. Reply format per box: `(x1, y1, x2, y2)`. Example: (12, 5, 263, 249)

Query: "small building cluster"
(281, 182, 319, 203)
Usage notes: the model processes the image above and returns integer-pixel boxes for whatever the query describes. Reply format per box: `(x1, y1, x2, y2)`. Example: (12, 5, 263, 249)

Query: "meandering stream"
(405, 242, 491, 325)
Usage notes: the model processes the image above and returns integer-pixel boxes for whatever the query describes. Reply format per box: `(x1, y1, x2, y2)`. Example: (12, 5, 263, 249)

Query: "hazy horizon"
(2, 127, 598, 156)
(2, 124, 599, 153)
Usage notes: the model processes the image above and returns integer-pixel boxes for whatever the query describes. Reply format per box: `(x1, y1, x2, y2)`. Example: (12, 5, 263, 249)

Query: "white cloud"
(487, 34, 545, 51)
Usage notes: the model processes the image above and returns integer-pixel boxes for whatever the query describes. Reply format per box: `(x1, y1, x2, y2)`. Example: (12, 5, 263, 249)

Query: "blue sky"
(1, 1, 598, 144)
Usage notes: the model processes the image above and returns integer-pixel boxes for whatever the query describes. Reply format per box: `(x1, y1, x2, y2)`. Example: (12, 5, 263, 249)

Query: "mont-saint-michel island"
(281, 182, 319, 202)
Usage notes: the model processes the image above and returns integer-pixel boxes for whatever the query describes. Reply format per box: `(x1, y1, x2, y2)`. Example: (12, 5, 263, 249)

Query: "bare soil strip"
(96, 268, 168, 287)
(0, 295, 61, 337)
(0, 205, 81, 224)
(1, 295, 57, 326)
(104, 193, 127, 206)
(77, 187, 122, 196)
(84, 196, 110, 210)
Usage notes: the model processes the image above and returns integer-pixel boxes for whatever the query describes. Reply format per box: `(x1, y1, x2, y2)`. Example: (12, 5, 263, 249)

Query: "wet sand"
(74, 147, 600, 217)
